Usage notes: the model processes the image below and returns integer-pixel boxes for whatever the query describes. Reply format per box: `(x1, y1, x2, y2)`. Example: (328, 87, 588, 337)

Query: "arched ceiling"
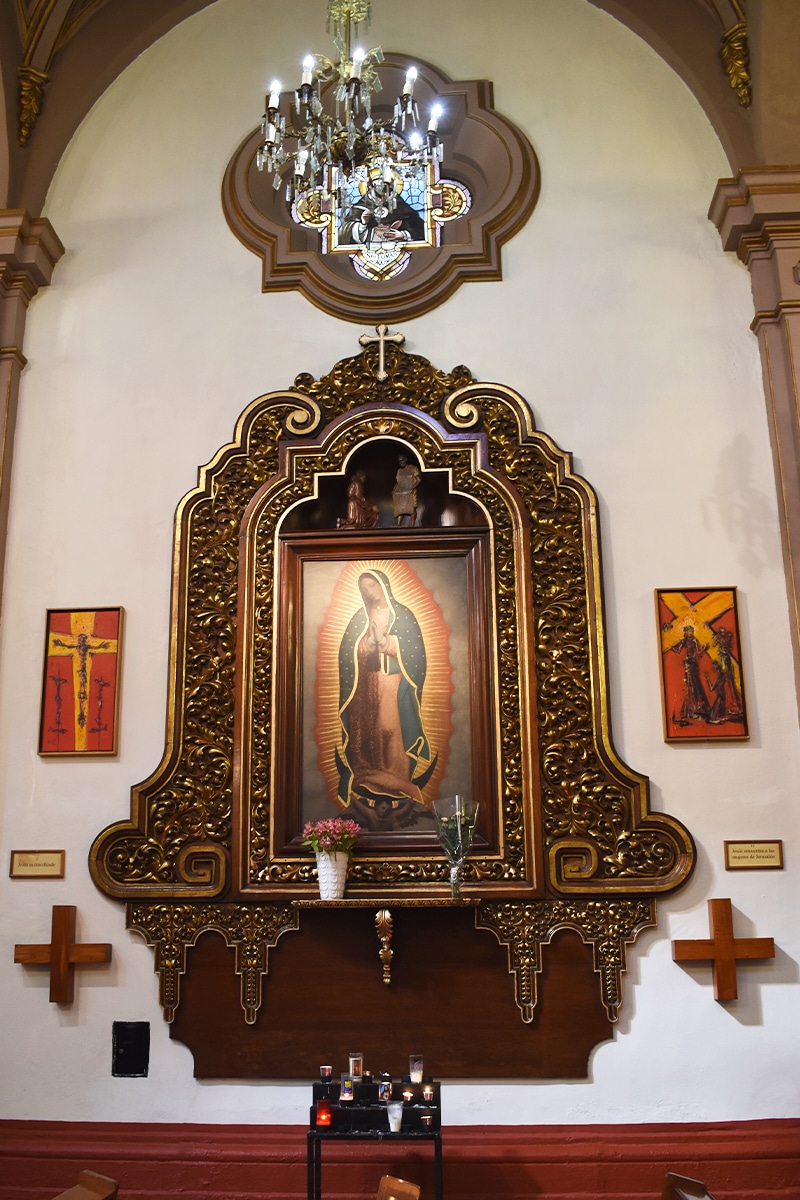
(0, 0, 760, 214)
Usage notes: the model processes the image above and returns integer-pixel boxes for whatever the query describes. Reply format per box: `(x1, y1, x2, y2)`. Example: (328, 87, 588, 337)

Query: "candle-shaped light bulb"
(350, 47, 365, 79)
(428, 103, 443, 133)
(302, 55, 315, 85)
(268, 80, 281, 108)
(404, 66, 417, 96)
(408, 131, 423, 151)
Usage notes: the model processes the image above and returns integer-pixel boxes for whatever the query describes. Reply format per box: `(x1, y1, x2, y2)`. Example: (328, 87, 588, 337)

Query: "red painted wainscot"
(1, 1119, 798, 1200)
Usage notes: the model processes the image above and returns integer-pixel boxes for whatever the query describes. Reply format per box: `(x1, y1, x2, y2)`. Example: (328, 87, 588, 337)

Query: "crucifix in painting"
(38, 608, 122, 755)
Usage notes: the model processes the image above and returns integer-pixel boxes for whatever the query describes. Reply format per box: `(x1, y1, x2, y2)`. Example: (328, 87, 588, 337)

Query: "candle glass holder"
(348, 1051, 363, 1079)
(432, 794, 479, 897)
(387, 1100, 404, 1132)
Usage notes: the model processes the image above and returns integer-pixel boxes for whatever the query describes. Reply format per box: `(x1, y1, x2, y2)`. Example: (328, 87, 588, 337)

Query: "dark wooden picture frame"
(38, 607, 123, 755)
(655, 588, 748, 743)
(272, 529, 498, 859)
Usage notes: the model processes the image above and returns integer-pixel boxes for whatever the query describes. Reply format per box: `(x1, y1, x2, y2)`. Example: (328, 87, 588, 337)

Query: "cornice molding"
(709, 166, 800, 253)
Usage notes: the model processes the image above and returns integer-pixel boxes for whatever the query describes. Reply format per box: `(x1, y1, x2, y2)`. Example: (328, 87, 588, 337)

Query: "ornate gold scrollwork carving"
(476, 899, 656, 1023)
(441, 391, 482, 430)
(92, 335, 694, 1025)
(91, 390, 326, 898)
(128, 902, 298, 1022)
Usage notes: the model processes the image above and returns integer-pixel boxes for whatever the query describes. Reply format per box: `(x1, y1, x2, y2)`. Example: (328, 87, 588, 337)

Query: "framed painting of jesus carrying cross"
(38, 607, 123, 755)
(655, 588, 748, 743)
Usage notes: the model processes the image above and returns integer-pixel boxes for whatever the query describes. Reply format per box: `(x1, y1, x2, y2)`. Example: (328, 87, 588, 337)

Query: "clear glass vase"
(432, 795, 478, 897)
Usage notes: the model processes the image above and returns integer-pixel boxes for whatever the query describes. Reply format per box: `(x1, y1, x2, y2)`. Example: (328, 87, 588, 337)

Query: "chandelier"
(256, 0, 445, 215)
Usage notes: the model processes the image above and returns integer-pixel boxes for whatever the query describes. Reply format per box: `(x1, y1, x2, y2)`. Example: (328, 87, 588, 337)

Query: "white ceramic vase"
(316, 850, 349, 899)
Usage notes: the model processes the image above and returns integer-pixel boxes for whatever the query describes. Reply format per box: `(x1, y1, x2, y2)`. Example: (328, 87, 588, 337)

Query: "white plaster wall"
(1, 0, 798, 1125)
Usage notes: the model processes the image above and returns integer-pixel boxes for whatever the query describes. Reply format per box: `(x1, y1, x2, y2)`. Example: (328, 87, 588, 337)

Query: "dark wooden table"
(306, 1128, 443, 1200)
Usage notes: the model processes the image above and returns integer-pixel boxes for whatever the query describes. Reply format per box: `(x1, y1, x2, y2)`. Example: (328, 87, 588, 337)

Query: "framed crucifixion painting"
(38, 607, 123, 755)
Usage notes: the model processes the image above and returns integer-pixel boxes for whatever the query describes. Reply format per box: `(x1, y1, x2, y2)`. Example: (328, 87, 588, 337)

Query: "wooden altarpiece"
(90, 336, 695, 1079)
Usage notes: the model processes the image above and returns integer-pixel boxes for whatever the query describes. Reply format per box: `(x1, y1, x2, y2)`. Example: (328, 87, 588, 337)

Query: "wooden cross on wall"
(672, 897, 774, 1001)
(14, 905, 111, 1002)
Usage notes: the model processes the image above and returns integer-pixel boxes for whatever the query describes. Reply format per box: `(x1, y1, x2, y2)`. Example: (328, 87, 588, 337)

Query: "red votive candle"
(316, 1099, 332, 1126)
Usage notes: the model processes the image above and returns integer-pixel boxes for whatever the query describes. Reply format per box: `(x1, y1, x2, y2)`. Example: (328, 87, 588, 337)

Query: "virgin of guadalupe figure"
(336, 570, 438, 829)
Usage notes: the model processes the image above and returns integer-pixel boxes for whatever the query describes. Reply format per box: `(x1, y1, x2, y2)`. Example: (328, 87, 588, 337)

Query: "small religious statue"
(392, 454, 420, 526)
(337, 470, 379, 529)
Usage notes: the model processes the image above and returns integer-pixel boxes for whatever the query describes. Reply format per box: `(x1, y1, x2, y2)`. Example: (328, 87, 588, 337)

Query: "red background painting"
(38, 608, 121, 754)
(657, 588, 748, 742)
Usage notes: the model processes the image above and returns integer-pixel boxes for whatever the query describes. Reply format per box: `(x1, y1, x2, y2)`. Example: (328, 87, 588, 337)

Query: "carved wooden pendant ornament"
(90, 332, 695, 1078)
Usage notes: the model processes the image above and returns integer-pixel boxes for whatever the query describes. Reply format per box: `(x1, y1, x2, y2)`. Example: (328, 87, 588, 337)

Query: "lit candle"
(422, 1085, 434, 1102)
(316, 1099, 332, 1126)
(404, 66, 417, 96)
(268, 80, 281, 109)
(350, 48, 365, 79)
(302, 55, 315, 85)
(403, 1089, 413, 1102)
(428, 103, 443, 133)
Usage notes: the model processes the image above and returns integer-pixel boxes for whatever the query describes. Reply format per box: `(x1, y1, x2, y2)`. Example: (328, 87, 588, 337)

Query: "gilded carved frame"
(90, 337, 695, 1027)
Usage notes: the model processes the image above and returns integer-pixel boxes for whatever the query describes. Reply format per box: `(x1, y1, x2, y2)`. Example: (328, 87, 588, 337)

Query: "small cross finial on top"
(359, 324, 405, 381)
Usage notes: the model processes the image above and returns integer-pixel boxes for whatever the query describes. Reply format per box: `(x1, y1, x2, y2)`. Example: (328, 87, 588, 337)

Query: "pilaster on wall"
(710, 167, 800, 719)
(0, 209, 63, 614)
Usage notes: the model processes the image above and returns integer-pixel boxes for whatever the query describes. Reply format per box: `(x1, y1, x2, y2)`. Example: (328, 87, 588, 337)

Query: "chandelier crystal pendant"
(255, 0, 444, 216)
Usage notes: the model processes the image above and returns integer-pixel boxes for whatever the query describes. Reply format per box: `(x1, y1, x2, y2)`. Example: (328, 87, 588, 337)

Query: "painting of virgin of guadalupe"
(303, 557, 465, 834)
(336, 569, 438, 826)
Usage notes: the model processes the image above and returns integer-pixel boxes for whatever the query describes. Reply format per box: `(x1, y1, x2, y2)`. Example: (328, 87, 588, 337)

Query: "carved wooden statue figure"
(392, 455, 419, 526)
(338, 470, 379, 529)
